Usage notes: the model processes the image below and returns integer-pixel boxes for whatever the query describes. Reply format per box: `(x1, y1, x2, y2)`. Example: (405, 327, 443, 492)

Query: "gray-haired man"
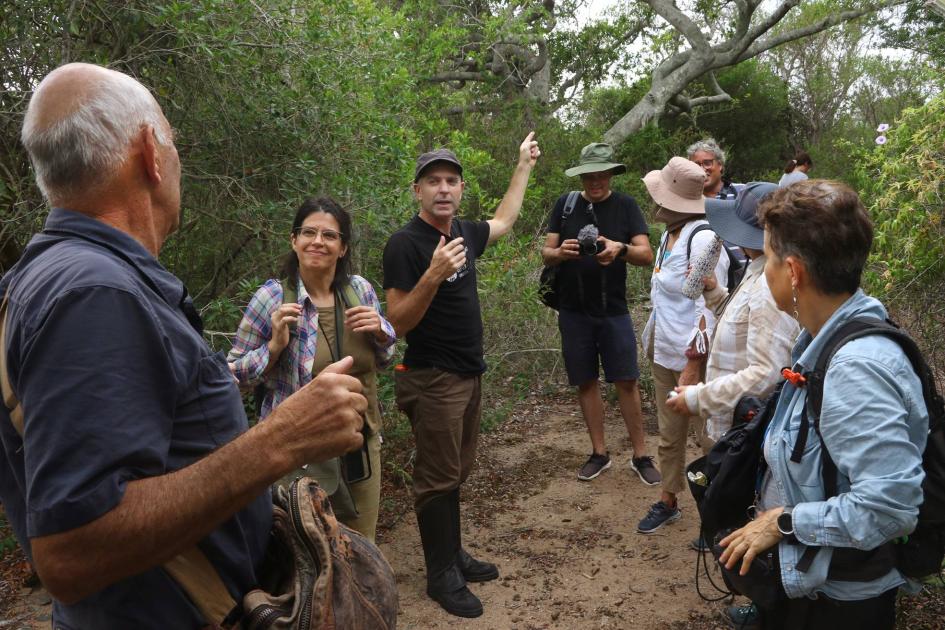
(0, 63, 365, 628)
(687, 138, 741, 200)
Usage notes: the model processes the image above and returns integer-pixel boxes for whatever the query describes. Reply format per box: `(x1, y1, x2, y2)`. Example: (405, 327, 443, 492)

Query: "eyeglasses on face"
(693, 158, 717, 168)
(294, 227, 342, 242)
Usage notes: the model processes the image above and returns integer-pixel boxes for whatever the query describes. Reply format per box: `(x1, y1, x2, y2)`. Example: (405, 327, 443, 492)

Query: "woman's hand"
(269, 303, 302, 354)
(718, 507, 784, 576)
(345, 305, 389, 342)
(684, 264, 717, 291)
(666, 386, 692, 414)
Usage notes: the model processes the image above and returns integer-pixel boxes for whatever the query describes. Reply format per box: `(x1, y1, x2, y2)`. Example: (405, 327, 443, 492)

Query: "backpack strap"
(0, 293, 24, 436)
(686, 223, 712, 261)
(796, 317, 930, 579)
(562, 190, 580, 221)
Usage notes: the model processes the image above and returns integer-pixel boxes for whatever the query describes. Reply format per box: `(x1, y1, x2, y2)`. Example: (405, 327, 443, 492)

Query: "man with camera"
(541, 143, 656, 483)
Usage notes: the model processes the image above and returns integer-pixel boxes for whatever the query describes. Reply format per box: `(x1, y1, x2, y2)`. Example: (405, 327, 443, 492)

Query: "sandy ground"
(378, 393, 732, 630)
(0, 393, 734, 630)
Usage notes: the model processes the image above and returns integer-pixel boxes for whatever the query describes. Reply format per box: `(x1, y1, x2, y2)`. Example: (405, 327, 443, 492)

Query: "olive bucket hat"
(564, 143, 627, 177)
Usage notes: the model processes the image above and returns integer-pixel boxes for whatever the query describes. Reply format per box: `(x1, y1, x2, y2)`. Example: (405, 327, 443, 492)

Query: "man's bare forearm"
(487, 161, 534, 244)
(541, 245, 565, 266)
(626, 243, 653, 266)
(31, 366, 364, 604)
(31, 418, 291, 603)
(386, 273, 441, 337)
(626, 235, 654, 266)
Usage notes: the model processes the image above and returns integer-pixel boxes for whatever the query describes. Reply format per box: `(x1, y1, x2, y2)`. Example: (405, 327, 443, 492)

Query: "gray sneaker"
(630, 456, 661, 486)
(723, 603, 760, 629)
(577, 452, 612, 481)
(637, 501, 681, 534)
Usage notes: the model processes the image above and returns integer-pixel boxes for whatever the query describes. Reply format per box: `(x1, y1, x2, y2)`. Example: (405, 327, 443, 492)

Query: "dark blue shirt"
(0, 209, 271, 629)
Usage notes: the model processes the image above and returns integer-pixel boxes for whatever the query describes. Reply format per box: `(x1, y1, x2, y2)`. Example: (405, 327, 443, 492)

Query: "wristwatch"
(777, 507, 797, 543)
(618, 243, 628, 260)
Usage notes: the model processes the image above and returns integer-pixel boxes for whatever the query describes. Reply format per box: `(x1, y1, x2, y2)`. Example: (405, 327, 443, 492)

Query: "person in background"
(540, 143, 657, 484)
(778, 152, 813, 187)
(688, 138, 740, 200)
(228, 197, 396, 542)
(636, 157, 729, 535)
(665, 182, 799, 557)
(718, 180, 926, 629)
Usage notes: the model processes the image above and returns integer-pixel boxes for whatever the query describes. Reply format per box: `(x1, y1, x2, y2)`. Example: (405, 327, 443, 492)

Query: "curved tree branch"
(736, 0, 905, 62)
(644, 0, 710, 52)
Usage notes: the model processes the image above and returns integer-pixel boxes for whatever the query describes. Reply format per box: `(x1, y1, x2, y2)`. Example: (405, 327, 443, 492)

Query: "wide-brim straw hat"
(642, 156, 706, 214)
(564, 142, 627, 177)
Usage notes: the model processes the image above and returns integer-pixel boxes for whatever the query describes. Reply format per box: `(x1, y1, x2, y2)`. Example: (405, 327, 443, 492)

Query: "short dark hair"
(759, 180, 873, 295)
(281, 196, 353, 290)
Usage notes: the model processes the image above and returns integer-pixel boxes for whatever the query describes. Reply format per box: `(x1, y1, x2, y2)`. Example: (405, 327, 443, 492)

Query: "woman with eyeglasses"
(228, 196, 396, 541)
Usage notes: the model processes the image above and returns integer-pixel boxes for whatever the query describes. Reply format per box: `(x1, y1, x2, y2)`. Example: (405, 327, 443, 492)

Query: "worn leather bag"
(243, 477, 398, 629)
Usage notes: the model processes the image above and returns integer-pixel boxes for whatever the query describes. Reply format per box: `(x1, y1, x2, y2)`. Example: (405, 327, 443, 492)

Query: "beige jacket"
(683, 255, 800, 440)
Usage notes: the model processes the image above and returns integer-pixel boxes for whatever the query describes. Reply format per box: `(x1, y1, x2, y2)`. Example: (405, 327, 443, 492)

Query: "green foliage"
(857, 94, 945, 292)
(852, 94, 945, 380)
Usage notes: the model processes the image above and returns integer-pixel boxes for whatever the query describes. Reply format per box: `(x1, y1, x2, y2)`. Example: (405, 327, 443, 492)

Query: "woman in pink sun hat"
(636, 157, 731, 536)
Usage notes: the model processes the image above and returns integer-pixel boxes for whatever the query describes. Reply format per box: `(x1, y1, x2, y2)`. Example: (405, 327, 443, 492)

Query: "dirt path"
(378, 390, 731, 630)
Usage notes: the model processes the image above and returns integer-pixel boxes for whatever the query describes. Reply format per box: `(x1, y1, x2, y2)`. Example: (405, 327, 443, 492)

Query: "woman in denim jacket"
(718, 180, 927, 629)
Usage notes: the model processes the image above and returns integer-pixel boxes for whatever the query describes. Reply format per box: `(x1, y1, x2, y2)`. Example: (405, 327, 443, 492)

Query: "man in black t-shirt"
(541, 142, 658, 485)
(383, 134, 540, 618)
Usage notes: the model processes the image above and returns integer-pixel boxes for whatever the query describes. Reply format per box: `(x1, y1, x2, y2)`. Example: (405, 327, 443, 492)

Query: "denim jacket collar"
(790, 289, 888, 371)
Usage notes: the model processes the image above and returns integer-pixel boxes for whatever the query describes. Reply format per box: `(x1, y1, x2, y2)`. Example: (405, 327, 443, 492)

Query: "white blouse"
(642, 219, 729, 372)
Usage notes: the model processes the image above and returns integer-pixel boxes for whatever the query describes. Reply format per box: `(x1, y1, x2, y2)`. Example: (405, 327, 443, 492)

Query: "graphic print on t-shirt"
(446, 242, 471, 283)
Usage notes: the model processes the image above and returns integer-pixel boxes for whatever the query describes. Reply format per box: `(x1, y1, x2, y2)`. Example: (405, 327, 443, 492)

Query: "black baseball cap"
(414, 148, 463, 182)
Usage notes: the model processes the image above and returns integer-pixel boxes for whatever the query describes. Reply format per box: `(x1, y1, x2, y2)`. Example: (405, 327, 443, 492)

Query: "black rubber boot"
(417, 494, 483, 618)
(450, 488, 499, 582)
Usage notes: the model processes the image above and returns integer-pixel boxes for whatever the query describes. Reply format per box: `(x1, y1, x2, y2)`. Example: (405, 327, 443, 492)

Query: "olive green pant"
(277, 432, 382, 542)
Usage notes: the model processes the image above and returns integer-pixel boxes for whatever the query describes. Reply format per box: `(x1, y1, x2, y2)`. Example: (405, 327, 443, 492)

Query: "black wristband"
(619, 243, 628, 260)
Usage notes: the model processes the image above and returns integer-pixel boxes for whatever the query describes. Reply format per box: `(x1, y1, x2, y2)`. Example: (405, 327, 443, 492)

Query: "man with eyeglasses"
(688, 138, 747, 271)
(687, 138, 741, 200)
(540, 143, 657, 486)
(382, 134, 540, 618)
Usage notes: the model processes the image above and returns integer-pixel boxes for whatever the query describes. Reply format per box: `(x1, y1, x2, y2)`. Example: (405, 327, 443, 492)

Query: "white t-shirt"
(778, 170, 808, 187)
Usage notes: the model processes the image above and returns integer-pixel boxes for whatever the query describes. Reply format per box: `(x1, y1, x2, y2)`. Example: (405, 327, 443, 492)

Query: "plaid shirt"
(684, 256, 799, 439)
(227, 274, 396, 419)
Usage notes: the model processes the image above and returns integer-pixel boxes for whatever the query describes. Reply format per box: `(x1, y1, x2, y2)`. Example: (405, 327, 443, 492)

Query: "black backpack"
(538, 191, 581, 309)
(686, 223, 745, 293)
(687, 383, 783, 545)
(688, 317, 945, 581)
(794, 317, 945, 580)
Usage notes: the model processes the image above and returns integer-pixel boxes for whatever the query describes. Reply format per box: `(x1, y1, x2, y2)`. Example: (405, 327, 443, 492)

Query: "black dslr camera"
(576, 224, 605, 256)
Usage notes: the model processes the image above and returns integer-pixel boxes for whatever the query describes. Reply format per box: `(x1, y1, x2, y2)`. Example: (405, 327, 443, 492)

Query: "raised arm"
(486, 132, 541, 245)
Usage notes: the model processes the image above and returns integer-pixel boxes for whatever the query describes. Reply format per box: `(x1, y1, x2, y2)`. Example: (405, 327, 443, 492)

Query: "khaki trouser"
(276, 431, 382, 542)
(652, 362, 712, 496)
(344, 432, 382, 541)
(394, 367, 482, 510)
